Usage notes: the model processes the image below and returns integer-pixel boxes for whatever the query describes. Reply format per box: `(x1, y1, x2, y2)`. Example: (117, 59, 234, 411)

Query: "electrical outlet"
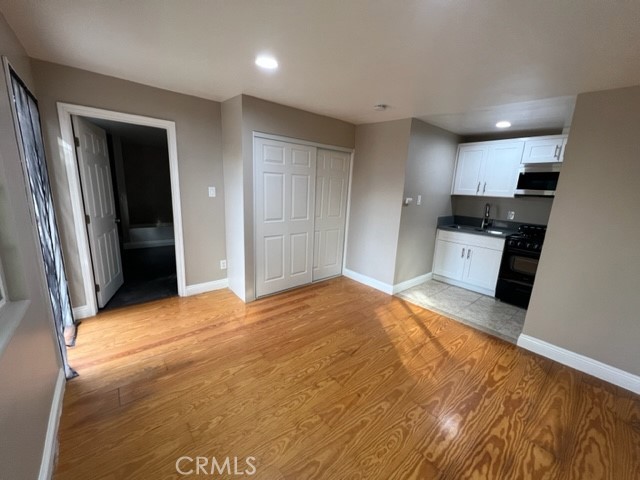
(220, 259, 227, 270)
(208, 186, 216, 198)
(507, 211, 515, 220)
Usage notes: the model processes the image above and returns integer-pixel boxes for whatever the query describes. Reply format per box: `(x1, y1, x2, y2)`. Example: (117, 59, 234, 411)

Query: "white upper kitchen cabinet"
(521, 135, 567, 163)
(483, 141, 525, 196)
(451, 144, 487, 195)
(561, 136, 569, 162)
(452, 140, 524, 197)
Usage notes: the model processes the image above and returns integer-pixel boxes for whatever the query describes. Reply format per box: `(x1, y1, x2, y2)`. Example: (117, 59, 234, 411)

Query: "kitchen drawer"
(437, 229, 505, 251)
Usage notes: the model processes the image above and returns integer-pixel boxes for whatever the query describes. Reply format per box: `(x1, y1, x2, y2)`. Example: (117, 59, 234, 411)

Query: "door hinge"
(85, 214, 90, 224)
(74, 136, 80, 148)
(95, 284, 100, 293)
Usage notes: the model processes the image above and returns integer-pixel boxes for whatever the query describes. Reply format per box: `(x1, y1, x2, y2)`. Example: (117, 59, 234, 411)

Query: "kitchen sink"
(445, 224, 506, 236)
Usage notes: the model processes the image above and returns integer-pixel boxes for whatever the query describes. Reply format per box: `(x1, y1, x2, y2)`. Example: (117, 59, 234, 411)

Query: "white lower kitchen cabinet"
(433, 230, 505, 296)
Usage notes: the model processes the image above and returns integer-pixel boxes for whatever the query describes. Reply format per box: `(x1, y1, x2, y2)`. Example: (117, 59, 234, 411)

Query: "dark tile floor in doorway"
(102, 246, 177, 311)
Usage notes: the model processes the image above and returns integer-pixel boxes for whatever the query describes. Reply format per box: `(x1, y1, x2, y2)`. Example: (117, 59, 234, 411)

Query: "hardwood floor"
(55, 277, 640, 479)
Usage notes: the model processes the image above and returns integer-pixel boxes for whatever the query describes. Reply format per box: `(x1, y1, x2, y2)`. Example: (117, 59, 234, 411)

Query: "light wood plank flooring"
(55, 277, 640, 479)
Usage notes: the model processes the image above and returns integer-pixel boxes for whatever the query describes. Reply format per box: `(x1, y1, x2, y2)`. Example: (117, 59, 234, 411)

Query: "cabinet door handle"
(554, 145, 561, 159)
(467, 248, 471, 259)
(476, 182, 480, 194)
(461, 248, 465, 258)
(483, 182, 486, 194)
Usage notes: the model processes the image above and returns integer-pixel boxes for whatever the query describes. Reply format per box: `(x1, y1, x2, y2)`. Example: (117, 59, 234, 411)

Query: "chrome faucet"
(481, 203, 492, 230)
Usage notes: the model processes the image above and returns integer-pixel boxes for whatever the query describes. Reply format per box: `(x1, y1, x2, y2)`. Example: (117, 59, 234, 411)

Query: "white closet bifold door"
(313, 149, 350, 281)
(254, 137, 317, 297)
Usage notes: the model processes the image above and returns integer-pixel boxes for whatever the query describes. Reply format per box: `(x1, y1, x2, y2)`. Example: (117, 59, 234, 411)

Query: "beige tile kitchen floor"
(396, 279, 526, 343)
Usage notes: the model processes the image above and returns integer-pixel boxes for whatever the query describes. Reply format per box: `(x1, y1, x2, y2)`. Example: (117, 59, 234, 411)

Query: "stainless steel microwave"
(514, 163, 561, 197)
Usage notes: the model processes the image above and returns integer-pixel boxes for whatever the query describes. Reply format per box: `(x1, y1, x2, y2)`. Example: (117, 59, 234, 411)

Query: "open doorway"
(74, 117, 177, 310)
(57, 104, 186, 318)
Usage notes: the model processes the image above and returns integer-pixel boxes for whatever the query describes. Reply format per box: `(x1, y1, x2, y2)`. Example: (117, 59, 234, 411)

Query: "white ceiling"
(2, 1, 639, 134)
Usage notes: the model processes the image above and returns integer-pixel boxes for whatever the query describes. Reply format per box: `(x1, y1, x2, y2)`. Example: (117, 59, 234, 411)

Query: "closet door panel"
(255, 138, 316, 297)
(313, 149, 350, 281)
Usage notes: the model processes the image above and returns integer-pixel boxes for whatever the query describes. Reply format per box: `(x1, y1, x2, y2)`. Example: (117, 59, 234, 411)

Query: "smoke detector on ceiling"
(373, 104, 388, 111)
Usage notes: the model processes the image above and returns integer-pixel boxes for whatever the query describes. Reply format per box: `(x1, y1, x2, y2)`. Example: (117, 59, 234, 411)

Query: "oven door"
(499, 248, 539, 284)
(496, 247, 540, 308)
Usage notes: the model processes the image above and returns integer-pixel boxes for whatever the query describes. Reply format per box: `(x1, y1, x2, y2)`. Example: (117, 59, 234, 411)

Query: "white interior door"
(72, 116, 123, 307)
(255, 138, 317, 297)
(313, 149, 350, 281)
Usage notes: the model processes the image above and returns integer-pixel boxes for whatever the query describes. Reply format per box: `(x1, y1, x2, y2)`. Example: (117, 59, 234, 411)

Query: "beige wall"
(452, 195, 554, 225)
(0, 13, 63, 478)
(394, 119, 459, 284)
(30, 60, 226, 307)
(227, 95, 355, 301)
(523, 85, 640, 375)
(346, 119, 411, 286)
(221, 96, 246, 300)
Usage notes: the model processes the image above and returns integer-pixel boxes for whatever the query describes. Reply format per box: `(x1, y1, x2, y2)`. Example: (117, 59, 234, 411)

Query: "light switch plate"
(208, 186, 216, 198)
(417, 195, 422, 206)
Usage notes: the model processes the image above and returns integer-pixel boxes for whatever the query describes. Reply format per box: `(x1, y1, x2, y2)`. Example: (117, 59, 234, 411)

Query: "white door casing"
(72, 116, 123, 307)
(254, 137, 317, 297)
(57, 103, 185, 318)
(313, 149, 350, 281)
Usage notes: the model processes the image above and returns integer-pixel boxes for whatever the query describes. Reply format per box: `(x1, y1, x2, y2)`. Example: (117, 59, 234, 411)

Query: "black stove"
(496, 224, 547, 309)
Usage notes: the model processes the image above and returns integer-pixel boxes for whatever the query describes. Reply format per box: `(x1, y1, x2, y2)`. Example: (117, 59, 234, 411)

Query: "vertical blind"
(9, 68, 76, 379)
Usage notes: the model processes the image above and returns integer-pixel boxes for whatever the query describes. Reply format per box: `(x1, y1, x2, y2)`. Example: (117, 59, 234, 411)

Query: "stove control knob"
(526, 243, 532, 249)
(533, 244, 540, 250)
(517, 241, 523, 247)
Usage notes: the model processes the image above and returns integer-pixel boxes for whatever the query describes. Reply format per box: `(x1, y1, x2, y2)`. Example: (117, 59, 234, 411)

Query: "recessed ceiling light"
(496, 120, 512, 129)
(255, 55, 278, 70)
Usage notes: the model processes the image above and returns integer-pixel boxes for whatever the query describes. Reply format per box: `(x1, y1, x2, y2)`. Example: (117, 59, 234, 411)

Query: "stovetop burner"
(506, 224, 547, 253)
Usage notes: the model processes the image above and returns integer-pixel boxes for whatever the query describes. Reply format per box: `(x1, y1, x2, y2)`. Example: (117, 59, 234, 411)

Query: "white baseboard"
(392, 272, 433, 294)
(72, 304, 95, 320)
(39, 368, 65, 480)
(517, 334, 640, 394)
(184, 278, 229, 296)
(343, 269, 393, 295)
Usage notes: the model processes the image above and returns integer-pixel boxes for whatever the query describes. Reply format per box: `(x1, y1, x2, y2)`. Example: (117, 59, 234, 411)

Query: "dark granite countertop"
(437, 215, 520, 238)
